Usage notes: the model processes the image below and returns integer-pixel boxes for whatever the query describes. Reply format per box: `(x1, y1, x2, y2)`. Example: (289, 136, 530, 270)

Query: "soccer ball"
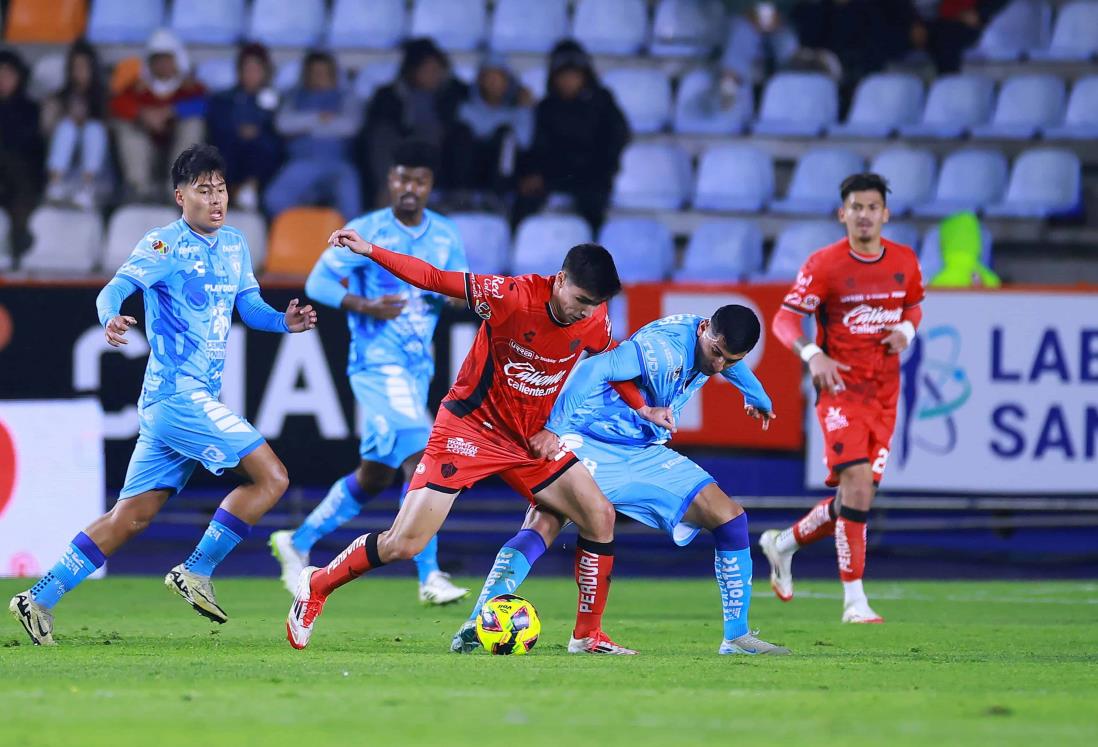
(475, 594, 541, 655)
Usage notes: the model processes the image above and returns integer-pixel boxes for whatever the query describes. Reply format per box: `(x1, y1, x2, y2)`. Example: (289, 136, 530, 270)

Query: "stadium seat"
(882, 222, 921, 251)
(1043, 75, 1098, 139)
(21, 207, 103, 276)
(1030, 1, 1098, 61)
(674, 220, 763, 282)
(247, 0, 325, 48)
(612, 143, 693, 211)
(195, 57, 237, 94)
(693, 145, 773, 212)
(170, 0, 245, 45)
(512, 215, 592, 276)
(899, 74, 996, 139)
(920, 223, 994, 281)
(970, 74, 1066, 139)
(354, 60, 401, 101)
(410, 0, 487, 52)
(869, 148, 937, 216)
(602, 67, 672, 134)
(770, 148, 864, 215)
(87, 0, 162, 44)
(760, 221, 846, 281)
(519, 66, 547, 100)
(572, 0, 648, 55)
(29, 53, 67, 100)
(449, 213, 511, 274)
(673, 67, 754, 135)
(5, 0, 86, 44)
(828, 73, 925, 138)
(327, 0, 406, 50)
(102, 205, 181, 274)
(490, 0, 568, 53)
(264, 207, 346, 278)
(597, 218, 674, 282)
(109, 57, 142, 96)
(650, 0, 724, 57)
(753, 73, 839, 137)
(231, 210, 270, 272)
(966, 0, 1052, 61)
(911, 149, 1009, 217)
(985, 148, 1082, 218)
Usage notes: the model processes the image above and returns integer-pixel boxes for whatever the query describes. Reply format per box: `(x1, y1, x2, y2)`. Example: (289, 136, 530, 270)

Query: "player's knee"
(111, 501, 157, 537)
(264, 461, 290, 498)
(842, 482, 874, 509)
(356, 462, 394, 495)
(587, 498, 616, 537)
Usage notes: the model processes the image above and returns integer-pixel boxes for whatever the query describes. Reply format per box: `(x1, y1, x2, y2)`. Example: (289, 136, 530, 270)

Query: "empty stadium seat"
(22, 207, 103, 275)
(912, 149, 1009, 217)
(29, 53, 67, 100)
(449, 213, 511, 274)
(612, 143, 693, 211)
(673, 68, 754, 135)
(882, 222, 921, 250)
(572, 0, 647, 55)
(410, 0, 487, 52)
(869, 148, 937, 216)
(1043, 75, 1098, 139)
(920, 223, 994, 281)
(265, 207, 346, 278)
(693, 145, 773, 212)
(519, 66, 547, 100)
(195, 57, 237, 93)
(230, 210, 270, 272)
(598, 218, 674, 282)
(985, 148, 1082, 217)
(770, 148, 864, 215)
(5, 0, 86, 44)
(971, 74, 1066, 139)
(87, 0, 162, 44)
(247, 0, 325, 47)
(674, 220, 763, 282)
(899, 74, 996, 139)
(170, 0, 245, 45)
(102, 205, 181, 273)
(760, 221, 846, 281)
(602, 67, 672, 134)
(753, 73, 839, 137)
(966, 0, 1052, 61)
(327, 0, 406, 50)
(491, 0, 568, 53)
(828, 73, 925, 138)
(354, 60, 400, 101)
(1030, 1, 1098, 61)
(512, 215, 592, 276)
(650, 0, 723, 57)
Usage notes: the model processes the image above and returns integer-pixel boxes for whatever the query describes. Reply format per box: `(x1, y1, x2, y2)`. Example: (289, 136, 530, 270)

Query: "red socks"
(792, 497, 837, 546)
(835, 506, 868, 582)
(310, 533, 384, 597)
(573, 537, 614, 639)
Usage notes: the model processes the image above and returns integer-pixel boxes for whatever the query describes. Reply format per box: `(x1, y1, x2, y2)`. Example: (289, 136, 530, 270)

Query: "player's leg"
(399, 452, 469, 605)
(759, 492, 839, 602)
(835, 463, 882, 623)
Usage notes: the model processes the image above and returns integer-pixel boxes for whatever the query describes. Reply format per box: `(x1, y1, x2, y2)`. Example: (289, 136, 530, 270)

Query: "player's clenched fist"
(329, 228, 374, 256)
(284, 298, 318, 333)
(807, 351, 850, 394)
(528, 429, 563, 460)
(104, 315, 137, 347)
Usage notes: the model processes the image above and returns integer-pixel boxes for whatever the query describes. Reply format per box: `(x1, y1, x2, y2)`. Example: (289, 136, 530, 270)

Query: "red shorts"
(816, 388, 897, 488)
(408, 409, 578, 503)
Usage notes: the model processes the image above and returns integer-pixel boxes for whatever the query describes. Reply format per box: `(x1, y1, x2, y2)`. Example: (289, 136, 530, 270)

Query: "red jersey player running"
(760, 173, 924, 623)
(286, 229, 668, 653)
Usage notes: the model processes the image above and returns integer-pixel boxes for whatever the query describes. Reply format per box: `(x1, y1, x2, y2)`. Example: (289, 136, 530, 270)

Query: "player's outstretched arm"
(96, 276, 140, 347)
(772, 306, 849, 394)
(722, 361, 776, 431)
(329, 228, 467, 300)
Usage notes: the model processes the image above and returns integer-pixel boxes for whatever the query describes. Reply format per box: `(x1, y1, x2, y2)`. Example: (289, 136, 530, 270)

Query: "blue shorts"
(561, 433, 716, 546)
(351, 365, 432, 469)
(120, 389, 265, 499)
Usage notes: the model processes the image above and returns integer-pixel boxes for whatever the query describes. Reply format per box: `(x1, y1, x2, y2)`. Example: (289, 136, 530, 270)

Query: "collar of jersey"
(847, 244, 885, 264)
(182, 219, 219, 249)
(389, 209, 431, 240)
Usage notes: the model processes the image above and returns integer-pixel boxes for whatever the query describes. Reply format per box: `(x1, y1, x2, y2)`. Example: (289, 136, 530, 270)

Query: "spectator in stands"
(791, 0, 917, 87)
(358, 38, 468, 203)
(264, 50, 362, 220)
(513, 40, 629, 233)
(0, 47, 45, 258)
(110, 29, 206, 202)
(452, 53, 534, 207)
(206, 43, 282, 212)
(41, 39, 110, 211)
(911, 0, 1009, 73)
(722, 1, 800, 82)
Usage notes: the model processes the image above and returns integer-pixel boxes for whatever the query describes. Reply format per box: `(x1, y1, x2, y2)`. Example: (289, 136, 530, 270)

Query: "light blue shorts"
(562, 433, 716, 546)
(120, 389, 265, 499)
(351, 365, 432, 469)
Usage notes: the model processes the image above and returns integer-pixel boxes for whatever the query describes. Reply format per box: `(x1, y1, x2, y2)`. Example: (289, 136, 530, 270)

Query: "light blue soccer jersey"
(116, 219, 259, 406)
(312, 208, 468, 378)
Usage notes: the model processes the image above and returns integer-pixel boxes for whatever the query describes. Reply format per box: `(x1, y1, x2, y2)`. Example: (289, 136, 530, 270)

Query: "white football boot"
(286, 566, 326, 650)
(842, 599, 884, 623)
(567, 630, 638, 655)
(418, 570, 469, 605)
(165, 565, 228, 624)
(268, 530, 308, 594)
(450, 619, 481, 653)
(758, 529, 795, 602)
(9, 592, 56, 646)
(719, 631, 791, 655)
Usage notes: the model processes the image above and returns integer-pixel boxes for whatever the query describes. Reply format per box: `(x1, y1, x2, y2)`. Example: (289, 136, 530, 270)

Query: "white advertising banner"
(0, 399, 106, 577)
(807, 291, 1098, 493)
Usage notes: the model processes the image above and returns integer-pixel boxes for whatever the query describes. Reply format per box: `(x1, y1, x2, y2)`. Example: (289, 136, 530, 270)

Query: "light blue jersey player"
(9, 145, 318, 646)
(452, 305, 790, 655)
(269, 140, 470, 605)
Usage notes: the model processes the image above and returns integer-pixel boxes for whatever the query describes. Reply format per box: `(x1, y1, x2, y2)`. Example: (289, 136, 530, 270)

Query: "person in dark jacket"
(0, 47, 46, 260)
(512, 40, 629, 233)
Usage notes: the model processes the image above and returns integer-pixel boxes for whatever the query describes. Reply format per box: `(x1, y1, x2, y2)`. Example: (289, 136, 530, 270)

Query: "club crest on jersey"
(474, 301, 492, 320)
(894, 272, 905, 285)
(825, 407, 849, 432)
(441, 463, 458, 478)
(569, 339, 580, 352)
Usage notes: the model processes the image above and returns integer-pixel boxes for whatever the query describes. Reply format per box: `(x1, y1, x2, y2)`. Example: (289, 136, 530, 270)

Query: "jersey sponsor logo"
(508, 339, 535, 359)
(661, 454, 688, 470)
(472, 275, 506, 302)
(842, 304, 902, 334)
(502, 360, 567, 397)
(577, 551, 599, 612)
(201, 445, 227, 464)
(825, 406, 849, 432)
(445, 437, 479, 457)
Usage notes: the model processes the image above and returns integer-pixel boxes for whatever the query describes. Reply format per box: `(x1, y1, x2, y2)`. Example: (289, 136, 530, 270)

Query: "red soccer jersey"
(781, 237, 925, 388)
(443, 272, 613, 443)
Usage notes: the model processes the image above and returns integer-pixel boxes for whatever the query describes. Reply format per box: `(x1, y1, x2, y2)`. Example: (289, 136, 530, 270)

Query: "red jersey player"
(761, 173, 924, 623)
(286, 229, 670, 653)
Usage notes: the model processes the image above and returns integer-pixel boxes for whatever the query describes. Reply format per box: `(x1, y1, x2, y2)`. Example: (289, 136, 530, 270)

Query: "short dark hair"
(391, 139, 440, 174)
(840, 172, 891, 204)
(711, 304, 761, 355)
(562, 243, 621, 300)
(171, 144, 226, 187)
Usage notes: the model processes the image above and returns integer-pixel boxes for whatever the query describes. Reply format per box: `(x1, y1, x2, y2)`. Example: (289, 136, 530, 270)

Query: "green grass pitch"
(2, 576, 1096, 746)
